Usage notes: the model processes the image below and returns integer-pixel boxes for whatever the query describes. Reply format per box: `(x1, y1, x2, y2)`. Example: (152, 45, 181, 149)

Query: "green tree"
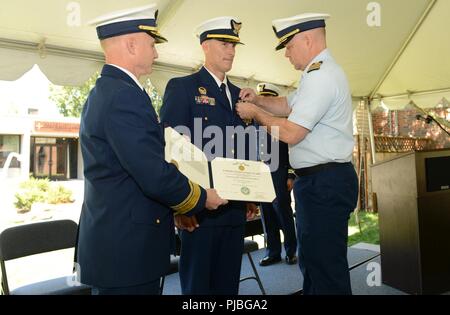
(49, 72, 99, 118)
(143, 78, 163, 115)
(49, 73, 163, 117)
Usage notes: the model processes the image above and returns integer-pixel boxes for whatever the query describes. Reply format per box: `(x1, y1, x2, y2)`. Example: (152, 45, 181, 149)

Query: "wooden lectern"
(371, 149, 450, 294)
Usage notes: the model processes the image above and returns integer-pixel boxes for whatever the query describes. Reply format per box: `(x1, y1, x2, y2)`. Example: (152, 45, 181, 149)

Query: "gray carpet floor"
(161, 243, 407, 295)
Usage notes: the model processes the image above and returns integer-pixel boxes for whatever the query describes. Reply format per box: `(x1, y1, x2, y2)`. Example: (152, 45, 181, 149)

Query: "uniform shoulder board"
(307, 61, 323, 73)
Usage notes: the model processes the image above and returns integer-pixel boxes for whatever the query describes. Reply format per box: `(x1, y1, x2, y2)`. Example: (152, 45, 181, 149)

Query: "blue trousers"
(260, 166, 297, 258)
(294, 163, 358, 295)
(179, 225, 245, 295)
(91, 279, 160, 295)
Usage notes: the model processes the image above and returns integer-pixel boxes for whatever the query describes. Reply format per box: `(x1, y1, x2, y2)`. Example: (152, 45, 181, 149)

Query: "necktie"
(220, 83, 231, 109)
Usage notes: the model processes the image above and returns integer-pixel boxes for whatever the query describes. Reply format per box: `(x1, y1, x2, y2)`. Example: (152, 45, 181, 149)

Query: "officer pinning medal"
(236, 12, 358, 295)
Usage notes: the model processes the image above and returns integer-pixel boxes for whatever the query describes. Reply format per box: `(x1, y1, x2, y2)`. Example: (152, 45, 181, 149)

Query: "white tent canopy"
(1, 0, 450, 110)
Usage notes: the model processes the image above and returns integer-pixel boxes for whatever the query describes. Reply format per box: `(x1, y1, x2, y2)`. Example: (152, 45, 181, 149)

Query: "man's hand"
(174, 214, 199, 232)
(205, 188, 228, 210)
(246, 202, 259, 220)
(236, 102, 258, 120)
(287, 178, 294, 192)
(239, 88, 257, 103)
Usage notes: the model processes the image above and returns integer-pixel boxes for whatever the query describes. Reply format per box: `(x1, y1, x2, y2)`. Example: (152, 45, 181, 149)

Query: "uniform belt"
(294, 162, 351, 177)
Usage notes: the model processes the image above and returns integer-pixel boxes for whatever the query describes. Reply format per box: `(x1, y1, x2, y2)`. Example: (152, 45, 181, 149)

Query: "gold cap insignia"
(231, 20, 242, 35)
(256, 84, 265, 94)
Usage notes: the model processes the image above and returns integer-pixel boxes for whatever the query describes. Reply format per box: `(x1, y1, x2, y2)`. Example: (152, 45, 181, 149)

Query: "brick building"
(371, 100, 450, 149)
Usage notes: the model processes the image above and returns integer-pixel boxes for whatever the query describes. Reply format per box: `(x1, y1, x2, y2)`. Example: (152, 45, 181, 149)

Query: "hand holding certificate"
(164, 127, 210, 189)
(165, 127, 276, 203)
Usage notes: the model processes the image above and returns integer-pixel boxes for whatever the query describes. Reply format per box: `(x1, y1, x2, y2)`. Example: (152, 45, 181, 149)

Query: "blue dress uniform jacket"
(161, 67, 256, 226)
(160, 67, 256, 294)
(77, 65, 206, 288)
(258, 128, 297, 258)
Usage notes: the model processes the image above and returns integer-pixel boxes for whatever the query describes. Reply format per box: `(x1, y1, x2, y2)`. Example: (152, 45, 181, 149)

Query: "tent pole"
(367, 98, 376, 164)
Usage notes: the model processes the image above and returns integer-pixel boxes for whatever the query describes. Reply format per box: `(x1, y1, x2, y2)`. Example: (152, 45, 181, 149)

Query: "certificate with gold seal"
(164, 127, 276, 202)
(210, 158, 275, 202)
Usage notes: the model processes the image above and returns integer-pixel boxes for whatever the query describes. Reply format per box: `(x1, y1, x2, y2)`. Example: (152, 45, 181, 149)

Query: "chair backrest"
(245, 217, 264, 238)
(0, 220, 78, 261)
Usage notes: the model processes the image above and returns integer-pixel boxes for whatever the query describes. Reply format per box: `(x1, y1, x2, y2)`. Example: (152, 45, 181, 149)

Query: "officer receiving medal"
(160, 15, 259, 295)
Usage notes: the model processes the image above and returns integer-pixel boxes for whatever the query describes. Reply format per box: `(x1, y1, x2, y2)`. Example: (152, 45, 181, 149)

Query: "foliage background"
(49, 73, 163, 117)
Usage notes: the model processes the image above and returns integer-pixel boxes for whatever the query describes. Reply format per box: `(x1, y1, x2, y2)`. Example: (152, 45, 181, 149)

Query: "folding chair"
(159, 222, 267, 295)
(0, 219, 91, 295)
(240, 239, 266, 295)
(240, 218, 266, 295)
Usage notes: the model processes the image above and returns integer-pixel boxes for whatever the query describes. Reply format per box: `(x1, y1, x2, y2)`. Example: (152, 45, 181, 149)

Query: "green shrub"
(14, 188, 46, 213)
(348, 211, 379, 246)
(19, 177, 50, 192)
(47, 185, 73, 204)
(14, 177, 73, 212)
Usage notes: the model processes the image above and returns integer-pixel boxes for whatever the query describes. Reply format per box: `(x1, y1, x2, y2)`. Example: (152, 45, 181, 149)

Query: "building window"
(0, 135, 21, 168)
(28, 108, 39, 115)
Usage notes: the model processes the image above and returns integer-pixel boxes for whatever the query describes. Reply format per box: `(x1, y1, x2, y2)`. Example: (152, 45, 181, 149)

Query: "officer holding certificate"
(77, 4, 226, 295)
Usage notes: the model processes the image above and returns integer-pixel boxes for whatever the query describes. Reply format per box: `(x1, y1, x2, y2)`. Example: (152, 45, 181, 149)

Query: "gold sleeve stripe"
(172, 181, 202, 214)
(172, 181, 194, 212)
(206, 34, 240, 42)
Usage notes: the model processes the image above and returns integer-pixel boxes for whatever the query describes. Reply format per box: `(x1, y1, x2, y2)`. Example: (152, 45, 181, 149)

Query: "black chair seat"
(245, 217, 264, 238)
(11, 277, 91, 295)
(0, 220, 92, 295)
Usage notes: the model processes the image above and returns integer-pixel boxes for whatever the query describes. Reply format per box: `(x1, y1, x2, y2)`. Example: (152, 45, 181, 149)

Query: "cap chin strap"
(206, 34, 240, 42)
(278, 29, 300, 44)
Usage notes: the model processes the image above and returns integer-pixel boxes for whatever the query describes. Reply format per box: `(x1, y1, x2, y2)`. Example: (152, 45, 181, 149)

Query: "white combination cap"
(195, 16, 243, 44)
(88, 4, 167, 43)
(272, 13, 330, 50)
